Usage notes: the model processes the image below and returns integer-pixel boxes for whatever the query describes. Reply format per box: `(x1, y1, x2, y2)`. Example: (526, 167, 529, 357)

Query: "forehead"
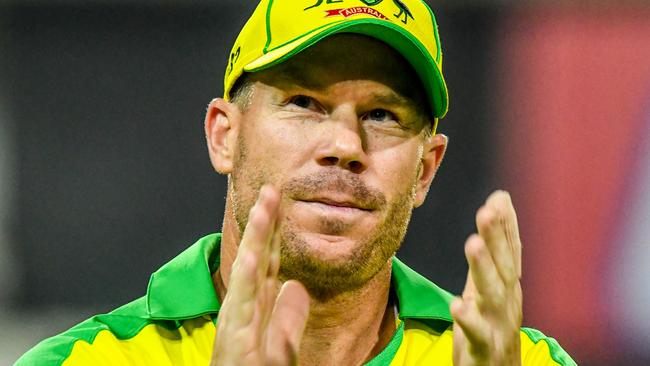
(250, 34, 428, 110)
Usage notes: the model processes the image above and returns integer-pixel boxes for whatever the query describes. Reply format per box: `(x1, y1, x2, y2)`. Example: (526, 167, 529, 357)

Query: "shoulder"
(391, 259, 576, 365)
(16, 234, 222, 366)
(392, 319, 576, 366)
(520, 327, 577, 366)
(15, 297, 151, 366)
(17, 297, 216, 366)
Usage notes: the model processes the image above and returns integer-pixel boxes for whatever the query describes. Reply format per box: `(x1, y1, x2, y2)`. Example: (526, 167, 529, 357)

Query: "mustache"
(282, 170, 386, 210)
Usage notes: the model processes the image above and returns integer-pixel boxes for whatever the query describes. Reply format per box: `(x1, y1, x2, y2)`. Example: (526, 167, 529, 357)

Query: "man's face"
(226, 34, 444, 299)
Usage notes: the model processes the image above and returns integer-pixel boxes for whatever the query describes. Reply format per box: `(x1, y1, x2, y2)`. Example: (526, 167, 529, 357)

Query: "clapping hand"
(211, 186, 310, 366)
(451, 191, 523, 366)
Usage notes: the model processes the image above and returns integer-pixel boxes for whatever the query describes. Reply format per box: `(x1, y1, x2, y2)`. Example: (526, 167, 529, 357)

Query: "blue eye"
(288, 95, 316, 109)
(366, 109, 396, 122)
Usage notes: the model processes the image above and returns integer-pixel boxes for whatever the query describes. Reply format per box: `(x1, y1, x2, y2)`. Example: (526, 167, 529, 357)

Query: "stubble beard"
(230, 138, 417, 301)
(278, 189, 414, 301)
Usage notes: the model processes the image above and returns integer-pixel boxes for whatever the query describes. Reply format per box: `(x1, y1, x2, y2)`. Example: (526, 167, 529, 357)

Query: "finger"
(476, 191, 519, 286)
(493, 193, 522, 279)
(268, 218, 282, 278)
(257, 278, 281, 344)
(256, 187, 282, 282)
(465, 234, 505, 308)
(486, 190, 521, 278)
(220, 250, 259, 329)
(450, 297, 491, 356)
(227, 186, 281, 322)
(267, 280, 310, 363)
(230, 185, 280, 292)
(243, 186, 281, 274)
(461, 267, 477, 298)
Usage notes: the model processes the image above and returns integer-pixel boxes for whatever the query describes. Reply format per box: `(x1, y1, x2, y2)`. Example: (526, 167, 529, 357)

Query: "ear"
(205, 98, 241, 174)
(413, 133, 448, 207)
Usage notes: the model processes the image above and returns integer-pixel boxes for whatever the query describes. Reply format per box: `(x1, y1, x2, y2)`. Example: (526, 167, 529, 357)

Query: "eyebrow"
(369, 92, 411, 107)
(268, 66, 425, 117)
(275, 68, 412, 104)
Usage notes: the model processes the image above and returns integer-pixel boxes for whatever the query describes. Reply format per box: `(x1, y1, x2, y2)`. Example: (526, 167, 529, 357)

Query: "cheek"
(370, 143, 422, 192)
(235, 121, 306, 185)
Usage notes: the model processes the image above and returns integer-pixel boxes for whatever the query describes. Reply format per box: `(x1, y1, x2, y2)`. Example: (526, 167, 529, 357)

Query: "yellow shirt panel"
(61, 317, 565, 366)
(520, 331, 563, 366)
(390, 320, 453, 366)
(390, 320, 565, 366)
(62, 317, 215, 366)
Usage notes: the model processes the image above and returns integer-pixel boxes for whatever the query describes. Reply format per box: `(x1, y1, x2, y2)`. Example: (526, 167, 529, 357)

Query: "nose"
(315, 112, 369, 174)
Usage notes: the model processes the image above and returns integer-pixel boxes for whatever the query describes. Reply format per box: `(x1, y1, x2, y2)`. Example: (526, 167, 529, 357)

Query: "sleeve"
(520, 327, 578, 366)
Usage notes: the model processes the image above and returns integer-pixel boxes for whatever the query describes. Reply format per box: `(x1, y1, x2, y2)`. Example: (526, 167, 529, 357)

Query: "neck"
(299, 264, 395, 366)
(215, 196, 397, 366)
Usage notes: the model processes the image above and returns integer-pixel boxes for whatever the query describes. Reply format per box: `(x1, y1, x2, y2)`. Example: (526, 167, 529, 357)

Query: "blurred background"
(1, 0, 649, 364)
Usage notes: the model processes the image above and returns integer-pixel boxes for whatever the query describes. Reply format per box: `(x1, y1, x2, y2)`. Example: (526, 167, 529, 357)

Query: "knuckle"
(476, 205, 496, 226)
(465, 236, 485, 259)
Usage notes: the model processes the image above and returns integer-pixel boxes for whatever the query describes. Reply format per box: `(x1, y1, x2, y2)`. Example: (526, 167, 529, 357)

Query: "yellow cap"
(224, 0, 448, 124)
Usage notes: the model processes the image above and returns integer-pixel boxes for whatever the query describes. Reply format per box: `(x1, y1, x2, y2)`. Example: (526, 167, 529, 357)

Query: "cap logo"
(305, 0, 384, 9)
(227, 46, 241, 76)
(304, 0, 414, 24)
(392, 0, 414, 24)
(325, 7, 389, 20)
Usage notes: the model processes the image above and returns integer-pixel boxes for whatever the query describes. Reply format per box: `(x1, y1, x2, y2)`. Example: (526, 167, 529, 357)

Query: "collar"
(146, 233, 454, 324)
(146, 233, 222, 319)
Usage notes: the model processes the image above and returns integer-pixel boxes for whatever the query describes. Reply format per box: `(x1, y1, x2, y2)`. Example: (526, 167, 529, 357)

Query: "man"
(18, 0, 575, 365)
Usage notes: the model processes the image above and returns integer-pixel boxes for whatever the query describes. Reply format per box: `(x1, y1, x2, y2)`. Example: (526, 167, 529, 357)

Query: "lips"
(282, 171, 386, 213)
(299, 196, 373, 211)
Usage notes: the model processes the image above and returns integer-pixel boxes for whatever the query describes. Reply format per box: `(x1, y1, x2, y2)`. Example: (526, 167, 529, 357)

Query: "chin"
(278, 223, 398, 301)
(292, 231, 367, 263)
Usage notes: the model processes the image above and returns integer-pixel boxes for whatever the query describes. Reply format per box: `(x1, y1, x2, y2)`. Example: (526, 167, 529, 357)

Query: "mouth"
(299, 197, 373, 211)
(289, 194, 379, 236)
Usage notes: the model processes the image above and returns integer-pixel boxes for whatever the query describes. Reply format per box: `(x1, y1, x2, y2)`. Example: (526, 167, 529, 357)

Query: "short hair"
(230, 74, 255, 112)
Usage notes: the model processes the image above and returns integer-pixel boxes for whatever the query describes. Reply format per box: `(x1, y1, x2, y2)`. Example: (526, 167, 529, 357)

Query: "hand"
(451, 191, 523, 366)
(211, 185, 311, 366)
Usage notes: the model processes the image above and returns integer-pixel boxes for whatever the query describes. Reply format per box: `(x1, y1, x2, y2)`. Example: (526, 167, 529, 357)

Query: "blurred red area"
(497, 5, 650, 364)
